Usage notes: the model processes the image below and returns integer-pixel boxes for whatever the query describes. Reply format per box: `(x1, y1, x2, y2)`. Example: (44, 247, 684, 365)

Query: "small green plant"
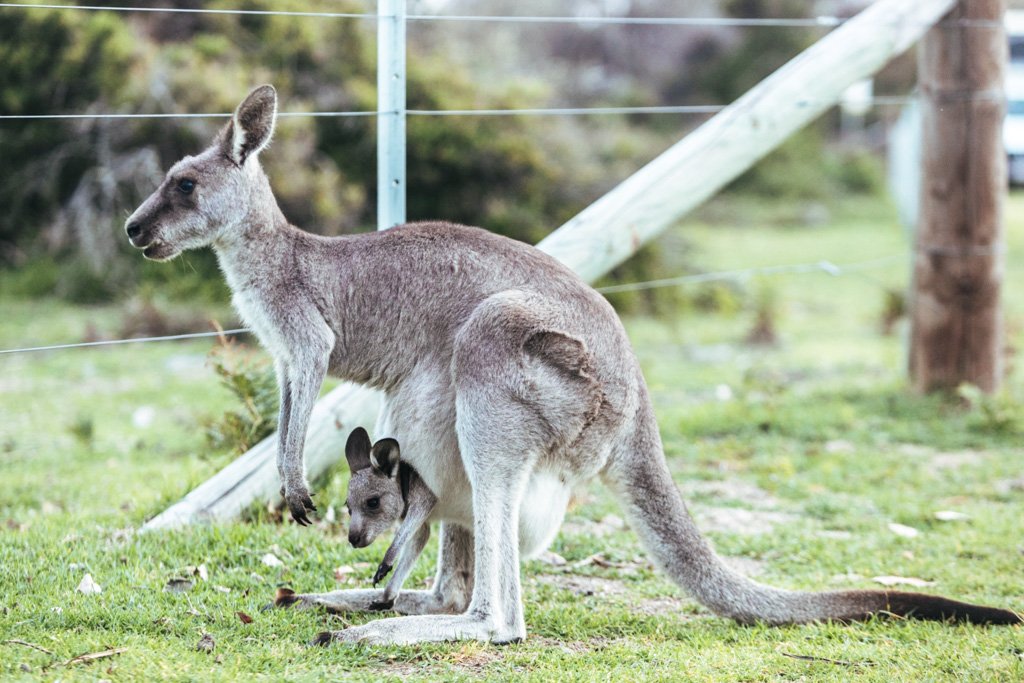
(879, 287, 906, 336)
(743, 279, 780, 346)
(66, 413, 94, 447)
(203, 337, 278, 455)
(957, 383, 1024, 436)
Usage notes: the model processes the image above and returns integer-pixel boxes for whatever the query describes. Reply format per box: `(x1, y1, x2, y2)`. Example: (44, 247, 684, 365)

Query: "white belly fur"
(518, 472, 571, 559)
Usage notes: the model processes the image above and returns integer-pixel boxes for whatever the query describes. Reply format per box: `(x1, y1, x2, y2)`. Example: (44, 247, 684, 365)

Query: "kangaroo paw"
(372, 562, 393, 586)
(368, 598, 396, 612)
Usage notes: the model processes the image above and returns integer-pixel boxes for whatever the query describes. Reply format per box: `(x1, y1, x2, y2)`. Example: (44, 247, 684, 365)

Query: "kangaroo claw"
(372, 562, 393, 586)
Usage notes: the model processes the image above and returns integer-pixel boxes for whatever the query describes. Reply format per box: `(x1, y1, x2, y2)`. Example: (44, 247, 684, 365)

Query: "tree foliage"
(0, 0, 887, 305)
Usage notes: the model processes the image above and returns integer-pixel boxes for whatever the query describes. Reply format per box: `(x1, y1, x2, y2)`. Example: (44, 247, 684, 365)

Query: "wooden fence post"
(910, 0, 1007, 393)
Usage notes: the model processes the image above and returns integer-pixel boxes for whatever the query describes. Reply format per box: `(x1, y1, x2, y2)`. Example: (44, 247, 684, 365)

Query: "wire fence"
(0, 99, 920, 121)
(0, 1, 939, 123)
(0, 2, 937, 358)
(0, 2, 1004, 29)
(0, 255, 905, 356)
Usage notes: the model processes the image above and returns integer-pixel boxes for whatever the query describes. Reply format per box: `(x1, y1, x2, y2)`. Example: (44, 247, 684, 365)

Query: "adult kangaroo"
(126, 85, 1021, 645)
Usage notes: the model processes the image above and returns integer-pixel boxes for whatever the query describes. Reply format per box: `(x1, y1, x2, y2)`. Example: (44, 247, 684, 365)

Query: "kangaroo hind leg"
(317, 291, 579, 645)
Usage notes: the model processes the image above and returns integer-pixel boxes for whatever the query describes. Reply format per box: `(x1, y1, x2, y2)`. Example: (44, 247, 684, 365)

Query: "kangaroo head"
(343, 427, 405, 549)
(124, 84, 279, 261)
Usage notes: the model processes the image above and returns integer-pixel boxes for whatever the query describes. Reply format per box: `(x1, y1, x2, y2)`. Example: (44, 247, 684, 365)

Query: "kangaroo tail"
(605, 406, 1021, 626)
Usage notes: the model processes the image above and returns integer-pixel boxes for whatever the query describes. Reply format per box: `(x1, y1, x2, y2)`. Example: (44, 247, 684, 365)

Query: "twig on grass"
(64, 647, 127, 666)
(3, 639, 55, 655)
(780, 651, 873, 667)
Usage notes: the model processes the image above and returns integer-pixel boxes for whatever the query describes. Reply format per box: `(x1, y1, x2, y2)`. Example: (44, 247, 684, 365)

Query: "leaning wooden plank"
(537, 0, 957, 281)
(142, 0, 955, 530)
(144, 384, 381, 529)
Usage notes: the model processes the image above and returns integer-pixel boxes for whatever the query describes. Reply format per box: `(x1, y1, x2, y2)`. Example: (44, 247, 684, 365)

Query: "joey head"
(344, 427, 404, 550)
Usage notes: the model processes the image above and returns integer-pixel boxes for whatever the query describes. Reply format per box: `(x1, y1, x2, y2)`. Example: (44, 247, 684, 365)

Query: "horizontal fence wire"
(0, 256, 903, 356)
(0, 329, 250, 356)
(594, 255, 904, 294)
(0, 3, 1004, 28)
(0, 98, 917, 121)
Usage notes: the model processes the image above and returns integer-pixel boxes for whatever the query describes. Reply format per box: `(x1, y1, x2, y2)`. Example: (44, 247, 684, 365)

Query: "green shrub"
(203, 338, 278, 455)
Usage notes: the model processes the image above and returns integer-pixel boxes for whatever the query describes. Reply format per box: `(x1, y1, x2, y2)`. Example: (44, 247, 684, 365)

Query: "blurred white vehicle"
(1005, 11, 1024, 184)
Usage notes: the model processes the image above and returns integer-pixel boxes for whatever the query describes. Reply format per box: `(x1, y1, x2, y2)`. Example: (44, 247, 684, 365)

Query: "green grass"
(1, 196, 1023, 681)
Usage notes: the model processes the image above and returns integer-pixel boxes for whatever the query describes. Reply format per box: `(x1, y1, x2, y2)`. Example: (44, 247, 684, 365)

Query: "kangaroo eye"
(366, 497, 380, 510)
(177, 178, 196, 195)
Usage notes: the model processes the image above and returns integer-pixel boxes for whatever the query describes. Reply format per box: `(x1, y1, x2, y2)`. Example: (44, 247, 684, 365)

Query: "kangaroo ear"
(369, 438, 401, 478)
(222, 84, 277, 165)
(344, 427, 372, 472)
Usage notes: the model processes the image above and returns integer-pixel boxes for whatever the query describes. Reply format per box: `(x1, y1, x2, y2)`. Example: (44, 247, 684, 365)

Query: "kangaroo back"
(604, 397, 1022, 625)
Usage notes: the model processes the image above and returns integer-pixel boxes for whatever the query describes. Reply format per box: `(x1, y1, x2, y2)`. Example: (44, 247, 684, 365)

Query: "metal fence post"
(377, 0, 407, 231)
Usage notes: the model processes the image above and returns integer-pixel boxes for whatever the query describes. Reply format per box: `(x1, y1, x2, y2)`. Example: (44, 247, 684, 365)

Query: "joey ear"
(222, 84, 277, 165)
(344, 427, 372, 472)
(369, 438, 401, 478)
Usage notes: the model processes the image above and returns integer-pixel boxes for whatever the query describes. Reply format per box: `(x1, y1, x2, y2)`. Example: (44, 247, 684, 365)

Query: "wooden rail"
(143, 0, 959, 530)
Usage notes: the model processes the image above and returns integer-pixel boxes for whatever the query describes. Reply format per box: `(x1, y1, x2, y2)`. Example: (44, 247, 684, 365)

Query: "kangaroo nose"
(126, 222, 143, 239)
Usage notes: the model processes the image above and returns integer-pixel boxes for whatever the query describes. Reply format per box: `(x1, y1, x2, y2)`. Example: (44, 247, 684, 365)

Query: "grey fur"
(128, 85, 1021, 646)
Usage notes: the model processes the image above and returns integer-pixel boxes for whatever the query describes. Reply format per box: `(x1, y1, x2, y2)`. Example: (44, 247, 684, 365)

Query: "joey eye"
(177, 178, 196, 195)
(366, 497, 380, 510)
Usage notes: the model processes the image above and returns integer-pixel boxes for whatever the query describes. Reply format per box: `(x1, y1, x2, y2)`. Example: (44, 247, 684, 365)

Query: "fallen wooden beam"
(144, 384, 381, 529)
(143, 0, 956, 530)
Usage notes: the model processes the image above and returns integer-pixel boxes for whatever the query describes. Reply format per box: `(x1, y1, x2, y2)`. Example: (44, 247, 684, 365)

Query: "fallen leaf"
(825, 440, 855, 454)
(538, 551, 567, 566)
(871, 575, 935, 587)
(76, 574, 102, 595)
(261, 553, 283, 568)
(214, 585, 231, 594)
(334, 565, 356, 581)
(887, 523, 920, 538)
(186, 564, 209, 581)
(934, 510, 970, 522)
(600, 513, 625, 530)
(163, 578, 194, 593)
(196, 633, 215, 653)
(236, 610, 253, 624)
(64, 647, 127, 666)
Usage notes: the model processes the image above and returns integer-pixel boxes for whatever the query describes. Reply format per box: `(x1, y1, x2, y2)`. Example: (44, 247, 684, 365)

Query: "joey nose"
(126, 222, 143, 240)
